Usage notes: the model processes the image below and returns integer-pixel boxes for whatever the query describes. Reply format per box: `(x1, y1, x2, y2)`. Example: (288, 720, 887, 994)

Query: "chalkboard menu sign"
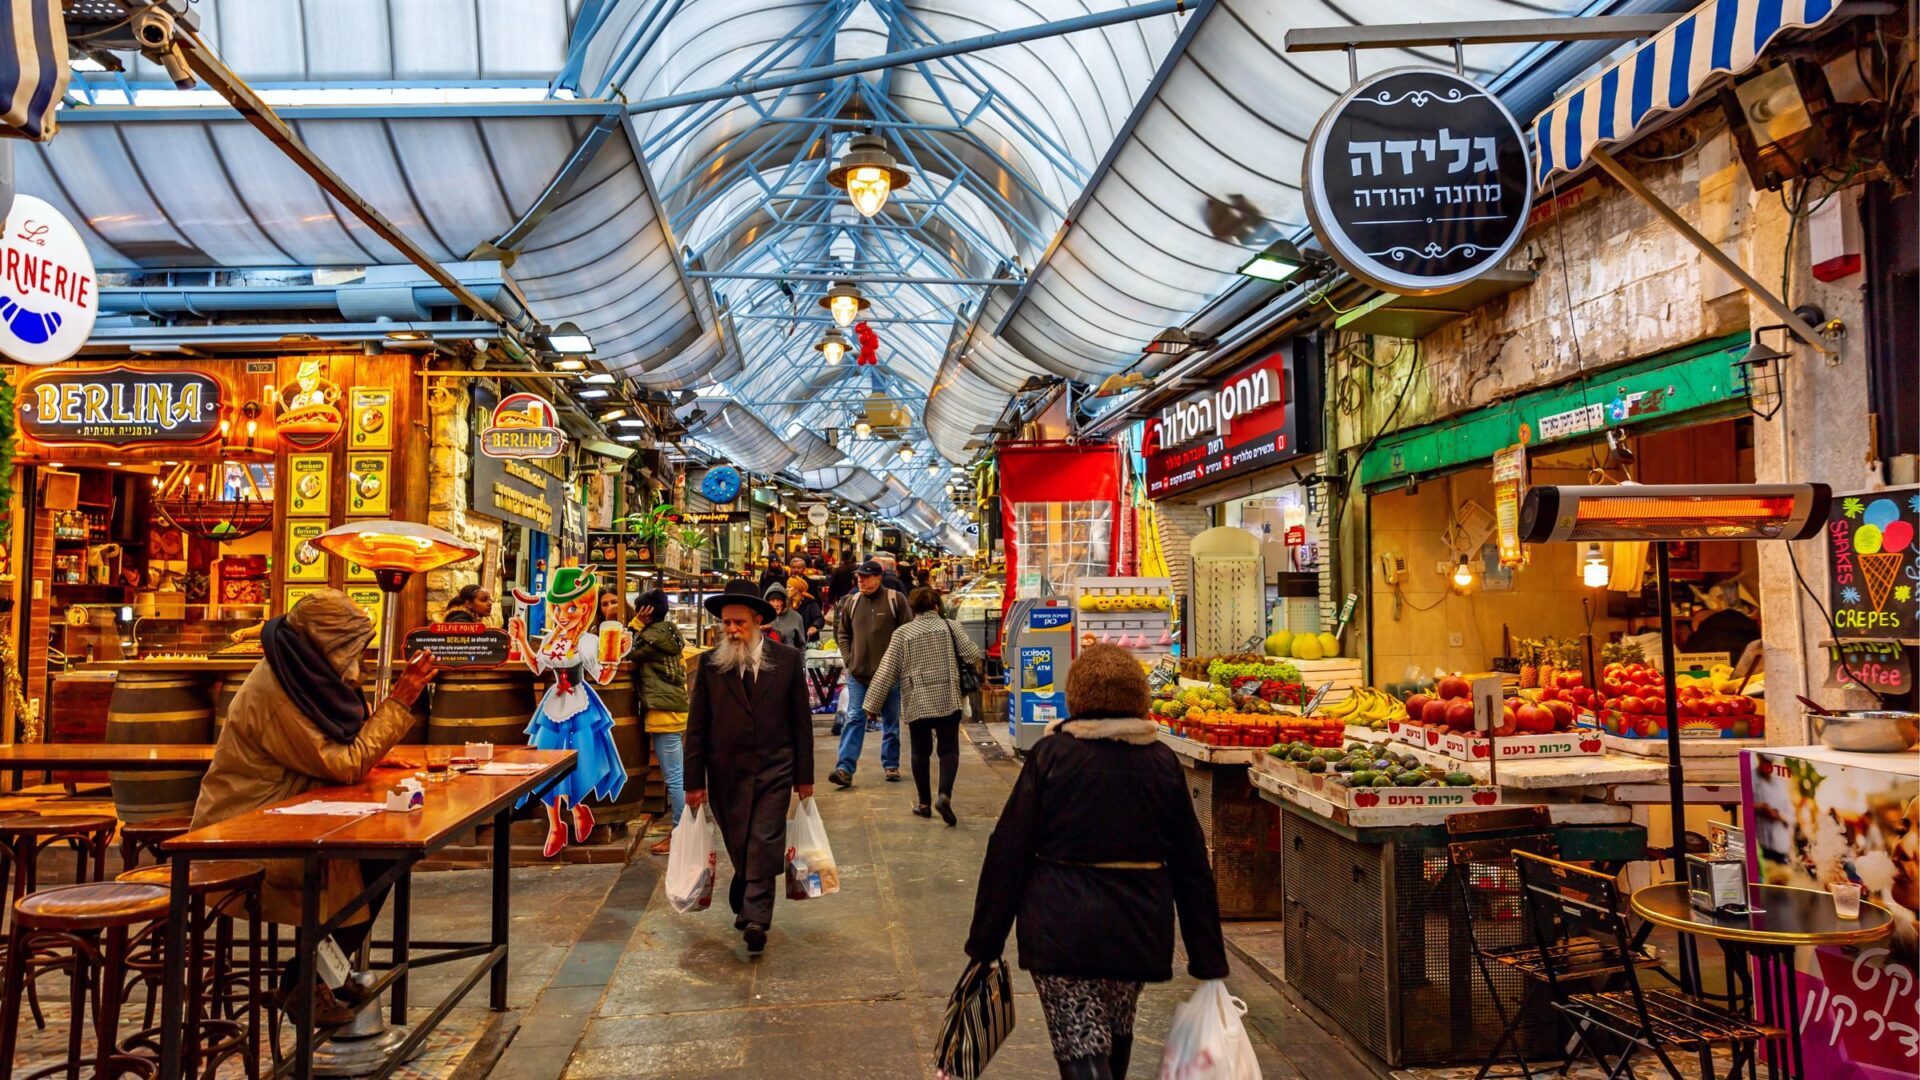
(1304, 68, 1532, 295)
(1826, 487, 1918, 642)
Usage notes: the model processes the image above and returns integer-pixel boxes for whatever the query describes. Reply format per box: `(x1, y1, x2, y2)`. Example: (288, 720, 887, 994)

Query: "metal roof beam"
(1281, 15, 1684, 52)
(689, 271, 1014, 286)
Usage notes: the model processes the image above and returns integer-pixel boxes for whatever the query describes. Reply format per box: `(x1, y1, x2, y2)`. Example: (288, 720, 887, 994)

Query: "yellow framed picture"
(286, 454, 331, 516)
(349, 386, 394, 450)
(286, 521, 328, 582)
(345, 585, 384, 639)
(283, 585, 325, 613)
(347, 454, 390, 515)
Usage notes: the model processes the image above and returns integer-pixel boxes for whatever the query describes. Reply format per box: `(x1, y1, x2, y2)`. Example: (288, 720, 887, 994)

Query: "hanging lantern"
(819, 281, 868, 328)
(815, 327, 850, 365)
(828, 134, 911, 217)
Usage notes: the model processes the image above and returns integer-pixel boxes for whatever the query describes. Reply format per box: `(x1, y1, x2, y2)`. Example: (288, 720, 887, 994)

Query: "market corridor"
(468, 724, 1371, 1080)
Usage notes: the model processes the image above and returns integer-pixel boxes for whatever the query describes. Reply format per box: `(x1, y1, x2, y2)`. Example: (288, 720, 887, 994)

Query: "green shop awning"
(1359, 333, 1750, 489)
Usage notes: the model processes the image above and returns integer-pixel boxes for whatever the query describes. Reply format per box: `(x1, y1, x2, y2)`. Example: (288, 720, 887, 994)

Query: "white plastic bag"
(1158, 980, 1261, 1080)
(665, 804, 719, 914)
(784, 797, 839, 899)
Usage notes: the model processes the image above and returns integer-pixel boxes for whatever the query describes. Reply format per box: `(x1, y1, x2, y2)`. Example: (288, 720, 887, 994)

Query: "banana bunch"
(1318, 687, 1401, 729)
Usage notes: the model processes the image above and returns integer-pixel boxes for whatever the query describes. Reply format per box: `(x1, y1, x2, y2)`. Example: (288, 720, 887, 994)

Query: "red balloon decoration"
(854, 321, 880, 365)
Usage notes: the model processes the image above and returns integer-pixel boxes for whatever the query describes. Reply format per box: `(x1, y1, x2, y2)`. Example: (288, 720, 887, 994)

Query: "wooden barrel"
(365, 683, 430, 745)
(106, 671, 215, 822)
(212, 675, 241, 745)
(428, 670, 535, 747)
(586, 674, 649, 824)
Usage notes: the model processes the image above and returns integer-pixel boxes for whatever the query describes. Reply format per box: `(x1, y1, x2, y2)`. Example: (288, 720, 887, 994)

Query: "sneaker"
(865, 719, 880, 732)
(935, 794, 956, 827)
(884, 768, 901, 783)
(911, 804, 932, 818)
(828, 767, 853, 788)
(744, 924, 768, 955)
(830, 720, 844, 736)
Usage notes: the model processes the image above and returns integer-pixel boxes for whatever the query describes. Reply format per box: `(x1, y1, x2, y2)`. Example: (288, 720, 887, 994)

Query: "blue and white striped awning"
(1532, 0, 1849, 184)
(0, 0, 67, 143)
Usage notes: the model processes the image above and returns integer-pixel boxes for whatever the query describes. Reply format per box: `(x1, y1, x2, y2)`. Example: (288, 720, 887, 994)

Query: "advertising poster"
(286, 454, 331, 516)
(348, 386, 394, 449)
(286, 522, 328, 581)
(1746, 749, 1919, 1078)
(347, 454, 390, 515)
(346, 586, 385, 639)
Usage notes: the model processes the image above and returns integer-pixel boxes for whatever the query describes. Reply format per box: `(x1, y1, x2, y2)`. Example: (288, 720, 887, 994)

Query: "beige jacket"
(191, 591, 416, 926)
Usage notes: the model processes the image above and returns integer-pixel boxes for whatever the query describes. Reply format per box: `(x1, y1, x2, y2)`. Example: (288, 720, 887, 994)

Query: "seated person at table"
(192, 589, 440, 1023)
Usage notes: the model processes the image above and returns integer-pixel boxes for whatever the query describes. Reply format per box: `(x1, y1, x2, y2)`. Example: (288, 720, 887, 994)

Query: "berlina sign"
(1304, 68, 1532, 295)
(0, 195, 99, 366)
(480, 391, 566, 459)
(16, 366, 225, 448)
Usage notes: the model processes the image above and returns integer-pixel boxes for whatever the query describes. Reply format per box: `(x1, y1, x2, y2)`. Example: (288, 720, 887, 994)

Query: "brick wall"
(425, 380, 505, 614)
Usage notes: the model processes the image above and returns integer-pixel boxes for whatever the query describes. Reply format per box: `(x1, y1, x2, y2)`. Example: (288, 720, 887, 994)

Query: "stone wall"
(425, 378, 504, 614)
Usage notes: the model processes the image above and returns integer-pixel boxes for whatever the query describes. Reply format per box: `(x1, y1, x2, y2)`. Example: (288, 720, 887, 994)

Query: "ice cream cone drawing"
(1859, 551, 1905, 612)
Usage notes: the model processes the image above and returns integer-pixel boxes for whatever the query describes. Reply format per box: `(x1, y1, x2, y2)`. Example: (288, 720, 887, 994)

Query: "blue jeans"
(651, 731, 685, 826)
(837, 677, 900, 776)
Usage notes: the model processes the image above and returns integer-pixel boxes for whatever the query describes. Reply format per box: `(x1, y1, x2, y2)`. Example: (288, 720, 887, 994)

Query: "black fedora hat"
(704, 579, 776, 621)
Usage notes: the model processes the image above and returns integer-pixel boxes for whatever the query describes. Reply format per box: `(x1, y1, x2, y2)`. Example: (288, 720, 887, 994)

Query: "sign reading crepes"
(1304, 68, 1532, 295)
(17, 366, 225, 447)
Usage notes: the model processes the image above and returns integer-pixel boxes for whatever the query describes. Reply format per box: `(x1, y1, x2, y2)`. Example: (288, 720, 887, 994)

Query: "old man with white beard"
(684, 579, 815, 955)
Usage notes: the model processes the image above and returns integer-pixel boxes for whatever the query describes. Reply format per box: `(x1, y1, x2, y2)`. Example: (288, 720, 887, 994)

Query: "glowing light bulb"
(847, 165, 891, 217)
(821, 339, 846, 365)
(1451, 556, 1473, 589)
(1582, 543, 1610, 588)
(854, 420, 872, 438)
(829, 294, 859, 327)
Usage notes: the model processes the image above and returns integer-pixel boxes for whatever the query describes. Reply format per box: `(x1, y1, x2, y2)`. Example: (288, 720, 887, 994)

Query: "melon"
(1263, 630, 1295, 658)
(1290, 634, 1324, 660)
(1316, 632, 1341, 658)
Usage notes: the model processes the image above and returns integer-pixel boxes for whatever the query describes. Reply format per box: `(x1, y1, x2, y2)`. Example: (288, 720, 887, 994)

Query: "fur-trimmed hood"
(1043, 716, 1160, 745)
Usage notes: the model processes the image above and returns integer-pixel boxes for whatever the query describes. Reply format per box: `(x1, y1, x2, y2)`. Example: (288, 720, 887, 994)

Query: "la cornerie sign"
(1142, 342, 1315, 498)
(17, 366, 224, 447)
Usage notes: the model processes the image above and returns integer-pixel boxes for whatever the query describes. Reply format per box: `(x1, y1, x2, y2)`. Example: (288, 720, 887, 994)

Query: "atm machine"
(1003, 596, 1075, 751)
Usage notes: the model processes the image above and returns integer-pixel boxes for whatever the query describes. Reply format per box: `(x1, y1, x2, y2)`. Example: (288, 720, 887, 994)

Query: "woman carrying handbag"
(957, 644, 1229, 1078)
(862, 587, 983, 825)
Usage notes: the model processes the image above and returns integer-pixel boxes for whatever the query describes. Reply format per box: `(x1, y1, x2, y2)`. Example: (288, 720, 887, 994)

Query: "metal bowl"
(1813, 711, 1920, 753)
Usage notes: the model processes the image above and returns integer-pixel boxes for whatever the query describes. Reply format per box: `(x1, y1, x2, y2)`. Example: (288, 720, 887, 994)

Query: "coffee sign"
(17, 366, 224, 447)
(0, 195, 99, 365)
(1305, 68, 1532, 295)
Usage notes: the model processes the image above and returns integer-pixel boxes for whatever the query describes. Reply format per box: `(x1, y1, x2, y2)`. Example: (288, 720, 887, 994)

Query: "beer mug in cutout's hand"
(598, 620, 624, 663)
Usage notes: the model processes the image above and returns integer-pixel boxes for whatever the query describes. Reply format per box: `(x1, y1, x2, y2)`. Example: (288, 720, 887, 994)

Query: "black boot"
(1109, 1035, 1134, 1077)
(1056, 1055, 1113, 1079)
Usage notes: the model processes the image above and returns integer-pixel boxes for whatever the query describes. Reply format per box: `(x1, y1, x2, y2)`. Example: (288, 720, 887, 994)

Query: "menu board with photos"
(349, 386, 394, 449)
(286, 454, 331, 516)
(347, 453, 390, 514)
(286, 521, 328, 581)
(1826, 487, 1919, 642)
(346, 585, 385, 638)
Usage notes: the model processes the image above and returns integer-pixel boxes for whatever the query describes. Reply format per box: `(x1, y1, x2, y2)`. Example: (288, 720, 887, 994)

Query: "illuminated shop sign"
(16, 366, 225, 447)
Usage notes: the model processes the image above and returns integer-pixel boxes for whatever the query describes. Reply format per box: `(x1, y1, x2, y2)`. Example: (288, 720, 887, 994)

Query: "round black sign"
(1305, 68, 1532, 295)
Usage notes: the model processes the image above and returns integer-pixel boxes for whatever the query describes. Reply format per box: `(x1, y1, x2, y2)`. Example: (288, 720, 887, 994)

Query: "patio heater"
(307, 520, 478, 1074)
(1518, 483, 1828, 886)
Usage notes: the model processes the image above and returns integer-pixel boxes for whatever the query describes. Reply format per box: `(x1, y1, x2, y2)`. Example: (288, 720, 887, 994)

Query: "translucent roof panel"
(993, 0, 1594, 377)
(687, 402, 798, 474)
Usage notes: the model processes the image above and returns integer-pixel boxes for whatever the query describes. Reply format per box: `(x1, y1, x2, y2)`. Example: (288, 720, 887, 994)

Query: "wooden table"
(0, 743, 217, 772)
(155, 747, 576, 1080)
(1631, 882, 1894, 1078)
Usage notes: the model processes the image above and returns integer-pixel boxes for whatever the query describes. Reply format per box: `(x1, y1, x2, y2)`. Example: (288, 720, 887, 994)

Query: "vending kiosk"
(1003, 597, 1075, 751)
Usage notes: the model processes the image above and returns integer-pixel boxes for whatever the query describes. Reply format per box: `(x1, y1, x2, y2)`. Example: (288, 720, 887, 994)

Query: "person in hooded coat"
(684, 580, 813, 955)
(192, 589, 440, 1019)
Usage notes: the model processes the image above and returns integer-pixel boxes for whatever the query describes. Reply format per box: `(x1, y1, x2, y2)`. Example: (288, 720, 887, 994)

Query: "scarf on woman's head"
(262, 615, 370, 743)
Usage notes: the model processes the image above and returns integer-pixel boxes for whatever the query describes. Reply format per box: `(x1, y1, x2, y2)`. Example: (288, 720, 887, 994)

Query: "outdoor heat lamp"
(313, 520, 480, 699)
(1518, 484, 1831, 544)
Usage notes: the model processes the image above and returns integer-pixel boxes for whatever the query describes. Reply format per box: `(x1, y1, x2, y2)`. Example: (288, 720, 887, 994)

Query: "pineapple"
(1518, 639, 1539, 689)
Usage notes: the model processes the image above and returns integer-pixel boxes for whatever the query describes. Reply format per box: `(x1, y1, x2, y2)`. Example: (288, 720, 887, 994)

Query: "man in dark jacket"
(826, 550, 858, 607)
(829, 560, 911, 787)
(684, 580, 814, 956)
(966, 644, 1227, 1077)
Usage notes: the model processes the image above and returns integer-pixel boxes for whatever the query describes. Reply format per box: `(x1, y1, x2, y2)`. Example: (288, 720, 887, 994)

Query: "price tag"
(1824, 641, 1911, 694)
(1240, 633, 1266, 654)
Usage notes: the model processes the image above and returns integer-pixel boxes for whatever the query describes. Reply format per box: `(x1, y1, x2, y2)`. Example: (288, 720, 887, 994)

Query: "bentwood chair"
(1513, 851, 1775, 1080)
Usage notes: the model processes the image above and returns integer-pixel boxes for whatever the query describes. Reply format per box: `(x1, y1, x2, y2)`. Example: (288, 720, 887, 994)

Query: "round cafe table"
(1630, 882, 1893, 1079)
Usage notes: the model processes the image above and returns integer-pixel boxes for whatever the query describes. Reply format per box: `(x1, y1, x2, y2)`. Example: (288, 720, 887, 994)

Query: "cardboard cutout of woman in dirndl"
(508, 565, 632, 858)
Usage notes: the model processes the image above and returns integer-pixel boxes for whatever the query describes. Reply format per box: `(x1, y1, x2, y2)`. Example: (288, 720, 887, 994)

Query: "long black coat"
(684, 640, 814, 881)
(965, 717, 1229, 983)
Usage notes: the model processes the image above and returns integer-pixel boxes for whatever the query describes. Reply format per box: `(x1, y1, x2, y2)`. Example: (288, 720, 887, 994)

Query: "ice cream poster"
(1827, 487, 1919, 641)
(1746, 750, 1918, 1078)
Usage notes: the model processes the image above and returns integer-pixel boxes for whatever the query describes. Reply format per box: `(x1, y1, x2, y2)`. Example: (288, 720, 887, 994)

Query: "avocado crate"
(1180, 759, 1284, 920)
(1279, 805, 1560, 1067)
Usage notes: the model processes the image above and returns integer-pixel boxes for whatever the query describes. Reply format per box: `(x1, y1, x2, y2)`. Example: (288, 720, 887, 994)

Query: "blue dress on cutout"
(517, 634, 627, 808)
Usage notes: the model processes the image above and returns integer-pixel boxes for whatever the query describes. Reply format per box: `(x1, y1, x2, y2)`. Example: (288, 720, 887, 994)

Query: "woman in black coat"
(964, 643, 1227, 1078)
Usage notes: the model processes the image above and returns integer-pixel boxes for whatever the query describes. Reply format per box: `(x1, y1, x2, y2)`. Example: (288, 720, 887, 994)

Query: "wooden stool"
(0, 815, 117, 1035)
(118, 861, 265, 1080)
(118, 819, 191, 874)
(0, 882, 169, 1080)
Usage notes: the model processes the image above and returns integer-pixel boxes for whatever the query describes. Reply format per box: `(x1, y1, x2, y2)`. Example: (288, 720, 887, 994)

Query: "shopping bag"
(1157, 980, 1260, 1080)
(784, 796, 839, 900)
(665, 804, 719, 914)
(934, 959, 1016, 1080)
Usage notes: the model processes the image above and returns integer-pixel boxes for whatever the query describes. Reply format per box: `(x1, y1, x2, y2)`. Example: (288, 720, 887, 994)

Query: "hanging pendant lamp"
(828, 134, 911, 217)
(815, 327, 851, 365)
(819, 281, 869, 328)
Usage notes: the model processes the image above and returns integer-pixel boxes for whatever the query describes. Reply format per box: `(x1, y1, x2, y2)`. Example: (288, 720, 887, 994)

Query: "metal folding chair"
(1513, 851, 1775, 1080)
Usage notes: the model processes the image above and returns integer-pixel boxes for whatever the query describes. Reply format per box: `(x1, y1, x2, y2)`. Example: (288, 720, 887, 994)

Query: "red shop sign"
(1142, 343, 1315, 498)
